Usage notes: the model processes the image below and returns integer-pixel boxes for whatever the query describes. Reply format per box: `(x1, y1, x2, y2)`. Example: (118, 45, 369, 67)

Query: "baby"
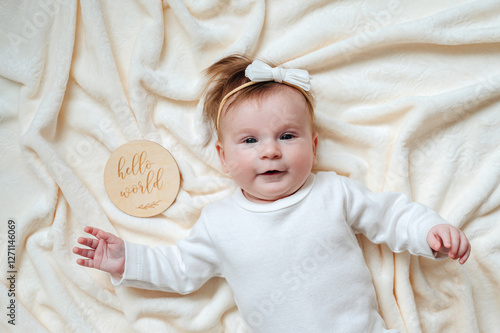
(73, 55, 471, 332)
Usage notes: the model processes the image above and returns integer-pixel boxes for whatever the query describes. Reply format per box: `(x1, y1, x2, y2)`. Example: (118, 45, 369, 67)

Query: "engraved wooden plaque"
(104, 140, 180, 217)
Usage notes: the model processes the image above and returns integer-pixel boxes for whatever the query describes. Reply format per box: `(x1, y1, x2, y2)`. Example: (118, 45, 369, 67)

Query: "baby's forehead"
(218, 83, 315, 139)
(224, 91, 311, 128)
(237, 84, 308, 109)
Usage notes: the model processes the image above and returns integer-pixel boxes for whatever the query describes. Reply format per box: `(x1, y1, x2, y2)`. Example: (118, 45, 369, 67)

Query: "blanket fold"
(1, 0, 499, 332)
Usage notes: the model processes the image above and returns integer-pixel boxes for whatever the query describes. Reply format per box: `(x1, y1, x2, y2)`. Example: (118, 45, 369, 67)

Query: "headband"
(216, 60, 313, 130)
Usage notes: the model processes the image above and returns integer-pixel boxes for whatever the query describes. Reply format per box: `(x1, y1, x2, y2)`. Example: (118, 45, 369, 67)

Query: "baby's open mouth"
(260, 170, 282, 175)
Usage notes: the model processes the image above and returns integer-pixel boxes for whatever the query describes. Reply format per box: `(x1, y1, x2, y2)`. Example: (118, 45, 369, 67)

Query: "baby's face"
(216, 87, 318, 204)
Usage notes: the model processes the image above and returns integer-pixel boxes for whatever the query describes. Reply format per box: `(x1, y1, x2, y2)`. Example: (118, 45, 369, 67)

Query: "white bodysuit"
(113, 172, 447, 332)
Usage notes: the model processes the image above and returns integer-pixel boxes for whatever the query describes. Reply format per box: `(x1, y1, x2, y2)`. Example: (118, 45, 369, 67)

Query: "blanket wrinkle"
(1, 0, 499, 332)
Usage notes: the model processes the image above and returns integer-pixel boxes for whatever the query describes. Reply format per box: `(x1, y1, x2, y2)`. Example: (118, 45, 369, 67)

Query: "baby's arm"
(427, 224, 471, 264)
(73, 226, 125, 277)
(339, 175, 470, 261)
(73, 216, 222, 294)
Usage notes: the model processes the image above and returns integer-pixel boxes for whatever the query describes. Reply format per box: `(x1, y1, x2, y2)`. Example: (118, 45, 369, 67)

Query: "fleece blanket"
(1, 0, 499, 332)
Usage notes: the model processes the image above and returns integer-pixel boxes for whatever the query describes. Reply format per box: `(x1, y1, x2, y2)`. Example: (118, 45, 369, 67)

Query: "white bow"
(245, 60, 311, 91)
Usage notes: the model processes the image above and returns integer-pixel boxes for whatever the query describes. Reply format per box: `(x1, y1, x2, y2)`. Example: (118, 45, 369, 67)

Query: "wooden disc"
(104, 140, 180, 217)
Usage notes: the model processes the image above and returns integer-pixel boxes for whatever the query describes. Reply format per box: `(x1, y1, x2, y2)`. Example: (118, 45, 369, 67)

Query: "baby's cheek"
(226, 158, 248, 177)
(225, 148, 259, 177)
(225, 156, 242, 172)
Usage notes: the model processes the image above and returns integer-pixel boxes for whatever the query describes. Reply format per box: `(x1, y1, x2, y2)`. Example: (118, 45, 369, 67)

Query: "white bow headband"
(216, 60, 313, 130)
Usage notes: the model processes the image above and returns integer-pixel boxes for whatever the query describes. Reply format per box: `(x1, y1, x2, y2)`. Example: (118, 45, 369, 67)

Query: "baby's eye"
(280, 133, 294, 140)
(243, 137, 257, 144)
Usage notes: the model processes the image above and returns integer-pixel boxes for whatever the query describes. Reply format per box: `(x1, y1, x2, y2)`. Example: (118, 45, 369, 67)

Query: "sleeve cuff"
(110, 239, 140, 286)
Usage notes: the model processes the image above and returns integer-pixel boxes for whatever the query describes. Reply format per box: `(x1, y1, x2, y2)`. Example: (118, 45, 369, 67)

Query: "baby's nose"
(260, 141, 282, 159)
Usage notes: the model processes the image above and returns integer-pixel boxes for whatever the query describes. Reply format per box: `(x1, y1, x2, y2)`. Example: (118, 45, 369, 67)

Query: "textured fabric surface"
(0, 1, 499, 332)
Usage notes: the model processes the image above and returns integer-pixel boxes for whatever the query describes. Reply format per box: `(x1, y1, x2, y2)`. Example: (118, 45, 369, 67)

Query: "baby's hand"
(427, 224, 471, 264)
(73, 226, 125, 276)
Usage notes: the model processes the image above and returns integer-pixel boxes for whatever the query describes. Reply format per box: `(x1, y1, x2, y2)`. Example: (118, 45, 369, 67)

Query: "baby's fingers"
(448, 228, 461, 259)
(446, 229, 471, 264)
(75, 258, 95, 268)
(461, 246, 471, 264)
(84, 226, 120, 244)
(457, 232, 471, 264)
(72, 246, 95, 260)
(77, 236, 99, 250)
(436, 228, 452, 253)
(84, 226, 103, 238)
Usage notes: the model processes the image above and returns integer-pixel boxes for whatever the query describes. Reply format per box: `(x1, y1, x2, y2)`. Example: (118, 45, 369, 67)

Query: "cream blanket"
(1, 0, 499, 332)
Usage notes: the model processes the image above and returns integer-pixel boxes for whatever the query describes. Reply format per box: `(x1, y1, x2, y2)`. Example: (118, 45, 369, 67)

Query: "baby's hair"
(203, 54, 315, 139)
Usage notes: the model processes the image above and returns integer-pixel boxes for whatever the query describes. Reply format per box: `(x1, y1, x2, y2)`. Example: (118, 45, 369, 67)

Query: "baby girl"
(74, 55, 470, 332)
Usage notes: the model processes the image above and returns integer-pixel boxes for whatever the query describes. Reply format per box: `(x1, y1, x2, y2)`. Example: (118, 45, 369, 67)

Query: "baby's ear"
(215, 141, 229, 173)
(312, 132, 319, 165)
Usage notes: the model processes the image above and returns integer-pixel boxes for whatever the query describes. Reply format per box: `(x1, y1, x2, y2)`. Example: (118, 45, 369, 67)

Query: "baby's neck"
(241, 186, 304, 204)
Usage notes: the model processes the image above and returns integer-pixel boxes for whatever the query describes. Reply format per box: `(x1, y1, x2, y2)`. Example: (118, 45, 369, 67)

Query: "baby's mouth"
(260, 170, 283, 176)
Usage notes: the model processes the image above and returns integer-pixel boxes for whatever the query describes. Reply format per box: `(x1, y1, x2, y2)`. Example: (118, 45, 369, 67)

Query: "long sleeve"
(340, 176, 449, 258)
(111, 216, 223, 294)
